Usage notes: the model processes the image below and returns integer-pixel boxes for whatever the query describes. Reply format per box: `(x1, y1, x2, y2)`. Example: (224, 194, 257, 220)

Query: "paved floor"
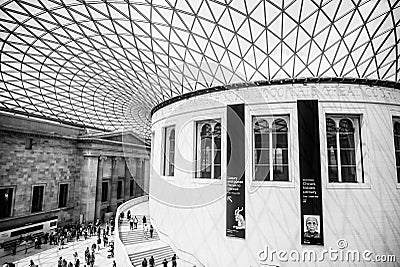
(1, 231, 116, 267)
(1, 201, 184, 267)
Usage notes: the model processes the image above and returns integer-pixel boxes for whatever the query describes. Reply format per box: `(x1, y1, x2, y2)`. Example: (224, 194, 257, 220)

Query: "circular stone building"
(0, 0, 399, 266)
(150, 79, 400, 266)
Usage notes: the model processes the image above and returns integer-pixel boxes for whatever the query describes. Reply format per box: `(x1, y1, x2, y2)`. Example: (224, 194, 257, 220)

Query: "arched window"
(196, 120, 221, 179)
(213, 123, 221, 179)
(253, 116, 289, 181)
(339, 119, 356, 182)
(325, 115, 363, 183)
(254, 120, 270, 181)
(163, 126, 175, 176)
(393, 120, 400, 183)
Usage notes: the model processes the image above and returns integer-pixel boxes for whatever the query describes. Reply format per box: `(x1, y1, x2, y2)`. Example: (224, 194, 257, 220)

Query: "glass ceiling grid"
(0, 0, 399, 138)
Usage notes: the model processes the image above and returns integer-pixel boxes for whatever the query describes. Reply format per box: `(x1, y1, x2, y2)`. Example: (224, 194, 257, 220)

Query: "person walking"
(133, 216, 138, 229)
(97, 236, 101, 251)
(149, 225, 154, 238)
(142, 215, 147, 225)
(149, 256, 155, 267)
(112, 260, 116, 267)
(129, 217, 134, 230)
(141, 258, 147, 267)
(23, 237, 29, 254)
(172, 254, 177, 267)
(73, 251, 78, 262)
(143, 223, 149, 239)
(85, 247, 90, 265)
(162, 258, 168, 267)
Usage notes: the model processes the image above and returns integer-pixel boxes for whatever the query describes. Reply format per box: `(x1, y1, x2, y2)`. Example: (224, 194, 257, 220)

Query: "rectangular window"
(130, 180, 134, 197)
(326, 115, 363, 183)
(25, 138, 33, 150)
(393, 118, 400, 183)
(31, 185, 44, 213)
(58, 184, 68, 208)
(196, 119, 221, 179)
(253, 116, 289, 181)
(117, 180, 123, 199)
(0, 187, 14, 218)
(163, 126, 175, 176)
(101, 181, 109, 202)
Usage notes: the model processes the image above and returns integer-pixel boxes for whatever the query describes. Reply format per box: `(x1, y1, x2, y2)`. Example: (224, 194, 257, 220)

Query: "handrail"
(115, 195, 205, 267)
(114, 195, 149, 267)
(149, 214, 206, 267)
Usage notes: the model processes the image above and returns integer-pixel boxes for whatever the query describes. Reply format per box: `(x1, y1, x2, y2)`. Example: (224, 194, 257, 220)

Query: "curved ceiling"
(0, 0, 399, 138)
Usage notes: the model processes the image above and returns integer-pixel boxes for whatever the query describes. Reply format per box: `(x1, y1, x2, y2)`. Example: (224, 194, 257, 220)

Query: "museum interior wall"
(149, 83, 400, 266)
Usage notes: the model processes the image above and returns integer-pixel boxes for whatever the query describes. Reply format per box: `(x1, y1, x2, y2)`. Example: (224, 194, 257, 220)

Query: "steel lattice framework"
(0, 0, 399, 138)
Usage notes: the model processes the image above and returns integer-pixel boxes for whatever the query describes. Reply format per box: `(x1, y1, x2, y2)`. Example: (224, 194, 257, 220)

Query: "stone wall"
(0, 131, 82, 228)
(0, 113, 150, 232)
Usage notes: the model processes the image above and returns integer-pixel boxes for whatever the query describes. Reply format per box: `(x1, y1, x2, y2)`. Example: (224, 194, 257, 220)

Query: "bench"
(2, 239, 18, 251)
(1, 232, 45, 256)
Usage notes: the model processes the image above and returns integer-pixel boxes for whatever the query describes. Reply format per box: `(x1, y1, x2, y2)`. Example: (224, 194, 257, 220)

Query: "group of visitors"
(141, 254, 177, 267)
(57, 253, 80, 267)
(2, 219, 117, 267)
(121, 212, 154, 240)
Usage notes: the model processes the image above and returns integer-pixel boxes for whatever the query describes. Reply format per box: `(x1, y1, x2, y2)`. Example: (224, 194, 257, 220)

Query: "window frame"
(31, 184, 45, 213)
(101, 181, 109, 203)
(0, 186, 16, 219)
(130, 178, 134, 197)
(58, 183, 69, 208)
(162, 125, 176, 177)
(248, 104, 295, 189)
(325, 114, 364, 184)
(195, 118, 222, 180)
(321, 104, 370, 190)
(117, 179, 124, 200)
(252, 115, 291, 182)
(392, 117, 400, 186)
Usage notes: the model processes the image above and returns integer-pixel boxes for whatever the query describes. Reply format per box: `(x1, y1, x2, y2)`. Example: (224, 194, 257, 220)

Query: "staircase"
(129, 246, 178, 267)
(119, 228, 160, 245)
(119, 213, 178, 267)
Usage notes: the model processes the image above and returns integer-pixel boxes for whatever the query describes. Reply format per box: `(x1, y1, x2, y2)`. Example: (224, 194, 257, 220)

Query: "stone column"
(80, 155, 99, 223)
(124, 158, 131, 201)
(110, 157, 120, 214)
(144, 158, 150, 195)
(95, 155, 106, 220)
(136, 158, 144, 196)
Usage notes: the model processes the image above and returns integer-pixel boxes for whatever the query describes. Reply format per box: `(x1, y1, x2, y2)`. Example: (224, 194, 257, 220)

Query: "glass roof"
(0, 0, 399, 138)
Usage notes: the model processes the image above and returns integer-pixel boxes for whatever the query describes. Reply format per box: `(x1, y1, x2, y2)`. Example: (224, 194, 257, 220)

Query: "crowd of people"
(4, 210, 179, 267)
(3, 219, 116, 267)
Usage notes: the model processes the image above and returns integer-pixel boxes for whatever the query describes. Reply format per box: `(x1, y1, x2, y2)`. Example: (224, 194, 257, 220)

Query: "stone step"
(129, 246, 177, 267)
(119, 229, 159, 245)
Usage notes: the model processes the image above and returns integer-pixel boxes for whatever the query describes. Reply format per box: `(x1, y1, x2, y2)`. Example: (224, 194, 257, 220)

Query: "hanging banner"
(298, 100, 324, 245)
(226, 104, 246, 239)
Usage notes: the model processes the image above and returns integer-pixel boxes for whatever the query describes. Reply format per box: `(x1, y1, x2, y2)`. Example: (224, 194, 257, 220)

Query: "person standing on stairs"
(141, 258, 147, 267)
(149, 225, 154, 238)
(149, 256, 155, 267)
(172, 254, 177, 267)
(133, 216, 138, 229)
